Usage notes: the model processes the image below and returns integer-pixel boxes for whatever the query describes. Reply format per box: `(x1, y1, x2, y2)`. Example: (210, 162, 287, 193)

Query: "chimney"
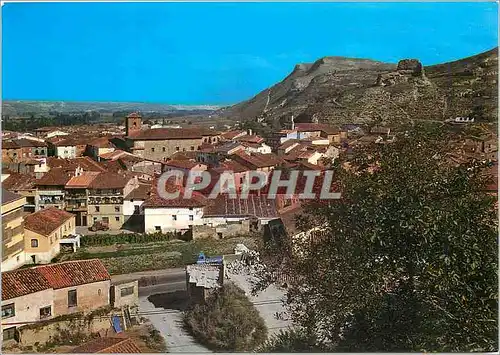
(247, 129, 253, 136)
(291, 115, 295, 130)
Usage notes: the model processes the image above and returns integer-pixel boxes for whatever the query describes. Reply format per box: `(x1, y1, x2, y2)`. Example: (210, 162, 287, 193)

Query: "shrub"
(80, 232, 179, 247)
(183, 282, 268, 351)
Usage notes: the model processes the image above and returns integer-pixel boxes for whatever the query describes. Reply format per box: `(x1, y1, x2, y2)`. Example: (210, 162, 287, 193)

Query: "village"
(1, 111, 498, 352)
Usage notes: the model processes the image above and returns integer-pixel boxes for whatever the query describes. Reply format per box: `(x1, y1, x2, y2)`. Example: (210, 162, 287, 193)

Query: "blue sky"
(2, 2, 498, 105)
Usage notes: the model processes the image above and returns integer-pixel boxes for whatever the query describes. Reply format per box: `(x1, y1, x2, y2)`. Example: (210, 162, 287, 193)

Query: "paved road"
(139, 296, 211, 353)
(111, 268, 186, 297)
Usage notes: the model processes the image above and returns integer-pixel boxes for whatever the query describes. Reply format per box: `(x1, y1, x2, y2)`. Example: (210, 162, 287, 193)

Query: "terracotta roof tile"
(235, 135, 264, 144)
(89, 136, 118, 149)
(164, 160, 205, 170)
(2, 140, 20, 149)
(2, 259, 110, 300)
(125, 184, 152, 200)
(65, 172, 100, 188)
(2, 268, 53, 300)
(36, 259, 110, 290)
(2, 173, 37, 191)
(143, 179, 207, 208)
(232, 151, 284, 169)
(71, 337, 142, 353)
(46, 157, 107, 172)
(36, 168, 74, 186)
(89, 172, 130, 189)
(204, 194, 278, 218)
(2, 188, 24, 205)
(130, 127, 219, 140)
(24, 206, 75, 236)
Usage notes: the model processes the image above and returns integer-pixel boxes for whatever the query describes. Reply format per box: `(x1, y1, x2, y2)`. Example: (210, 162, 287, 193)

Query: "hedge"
(80, 232, 179, 247)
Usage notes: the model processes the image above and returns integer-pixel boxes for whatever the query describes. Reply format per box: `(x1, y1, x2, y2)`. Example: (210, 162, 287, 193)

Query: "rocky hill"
(218, 48, 498, 127)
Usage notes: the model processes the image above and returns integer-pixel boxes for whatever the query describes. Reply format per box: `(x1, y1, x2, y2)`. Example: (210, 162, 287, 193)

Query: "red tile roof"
(130, 127, 219, 140)
(213, 160, 250, 174)
(36, 167, 74, 186)
(65, 172, 101, 188)
(24, 206, 75, 236)
(46, 157, 107, 172)
(143, 179, 207, 208)
(204, 194, 278, 218)
(71, 337, 142, 353)
(2, 173, 37, 191)
(233, 151, 284, 169)
(164, 160, 205, 170)
(2, 259, 110, 300)
(2, 188, 24, 205)
(89, 136, 118, 149)
(2, 268, 53, 300)
(125, 183, 152, 200)
(2, 140, 20, 149)
(89, 172, 131, 189)
(235, 135, 264, 144)
(36, 259, 110, 290)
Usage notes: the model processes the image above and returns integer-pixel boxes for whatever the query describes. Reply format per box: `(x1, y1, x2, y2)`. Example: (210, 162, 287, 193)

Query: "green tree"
(184, 282, 268, 351)
(254, 123, 498, 352)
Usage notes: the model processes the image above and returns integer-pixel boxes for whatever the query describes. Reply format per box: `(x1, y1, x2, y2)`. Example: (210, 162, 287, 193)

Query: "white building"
(143, 189, 206, 234)
(46, 130, 69, 139)
(55, 145, 77, 159)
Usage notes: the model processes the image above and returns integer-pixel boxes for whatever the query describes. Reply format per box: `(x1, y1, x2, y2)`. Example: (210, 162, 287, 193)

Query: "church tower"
(126, 112, 142, 137)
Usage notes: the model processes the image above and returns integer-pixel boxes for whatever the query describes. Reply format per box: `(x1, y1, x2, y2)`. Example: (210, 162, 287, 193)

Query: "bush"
(80, 232, 179, 247)
(183, 282, 268, 351)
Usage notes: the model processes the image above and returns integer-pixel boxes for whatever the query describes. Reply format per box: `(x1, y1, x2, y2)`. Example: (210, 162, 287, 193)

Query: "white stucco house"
(142, 188, 207, 234)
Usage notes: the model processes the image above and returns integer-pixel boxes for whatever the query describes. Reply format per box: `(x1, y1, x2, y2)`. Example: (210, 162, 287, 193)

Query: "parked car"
(89, 221, 109, 232)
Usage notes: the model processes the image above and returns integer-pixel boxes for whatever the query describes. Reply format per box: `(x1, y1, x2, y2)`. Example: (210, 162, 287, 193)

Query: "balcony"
(88, 197, 123, 205)
(39, 198, 64, 205)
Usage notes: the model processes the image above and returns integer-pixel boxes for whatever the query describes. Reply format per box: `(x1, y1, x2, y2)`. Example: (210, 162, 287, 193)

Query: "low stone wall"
(192, 221, 250, 240)
(16, 308, 124, 348)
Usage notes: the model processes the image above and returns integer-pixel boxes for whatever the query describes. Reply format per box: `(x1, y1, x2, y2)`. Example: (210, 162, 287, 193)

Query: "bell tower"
(126, 112, 142, 137)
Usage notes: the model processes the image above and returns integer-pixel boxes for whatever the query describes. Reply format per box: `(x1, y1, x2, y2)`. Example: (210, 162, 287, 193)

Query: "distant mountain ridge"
(2, 100, 221, 116)
(218, 48, 498, 127)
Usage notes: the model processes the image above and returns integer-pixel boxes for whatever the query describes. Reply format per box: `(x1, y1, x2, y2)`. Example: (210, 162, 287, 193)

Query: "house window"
(182, 148, 186, 151)
(120, 286, 135, 297)
(98, 289, 102, 296)
(134, 205, 140, 214)
(68, 290, 77, 307)
(50, 237, 53, 244)
(176, 147, 180, 151)
(172, 215, 177, 221)
(189, 215, 194, 221)
(115, 206, 120, 212)
(2, 304, 15, 319)
(2, 327, 16, 341)
(64, 225, 67, 232)
(155, 226, 161, 232)
(151, 147, 155, 152)
(115, 217, 120, 222)
(162, 147, 166, 152)
(39, 306, 51, 319)
(93, 217, 98, 221)
(190, 146, 195, 151)
(31, 239, 38, 248)
(95, 206, 100, 212)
